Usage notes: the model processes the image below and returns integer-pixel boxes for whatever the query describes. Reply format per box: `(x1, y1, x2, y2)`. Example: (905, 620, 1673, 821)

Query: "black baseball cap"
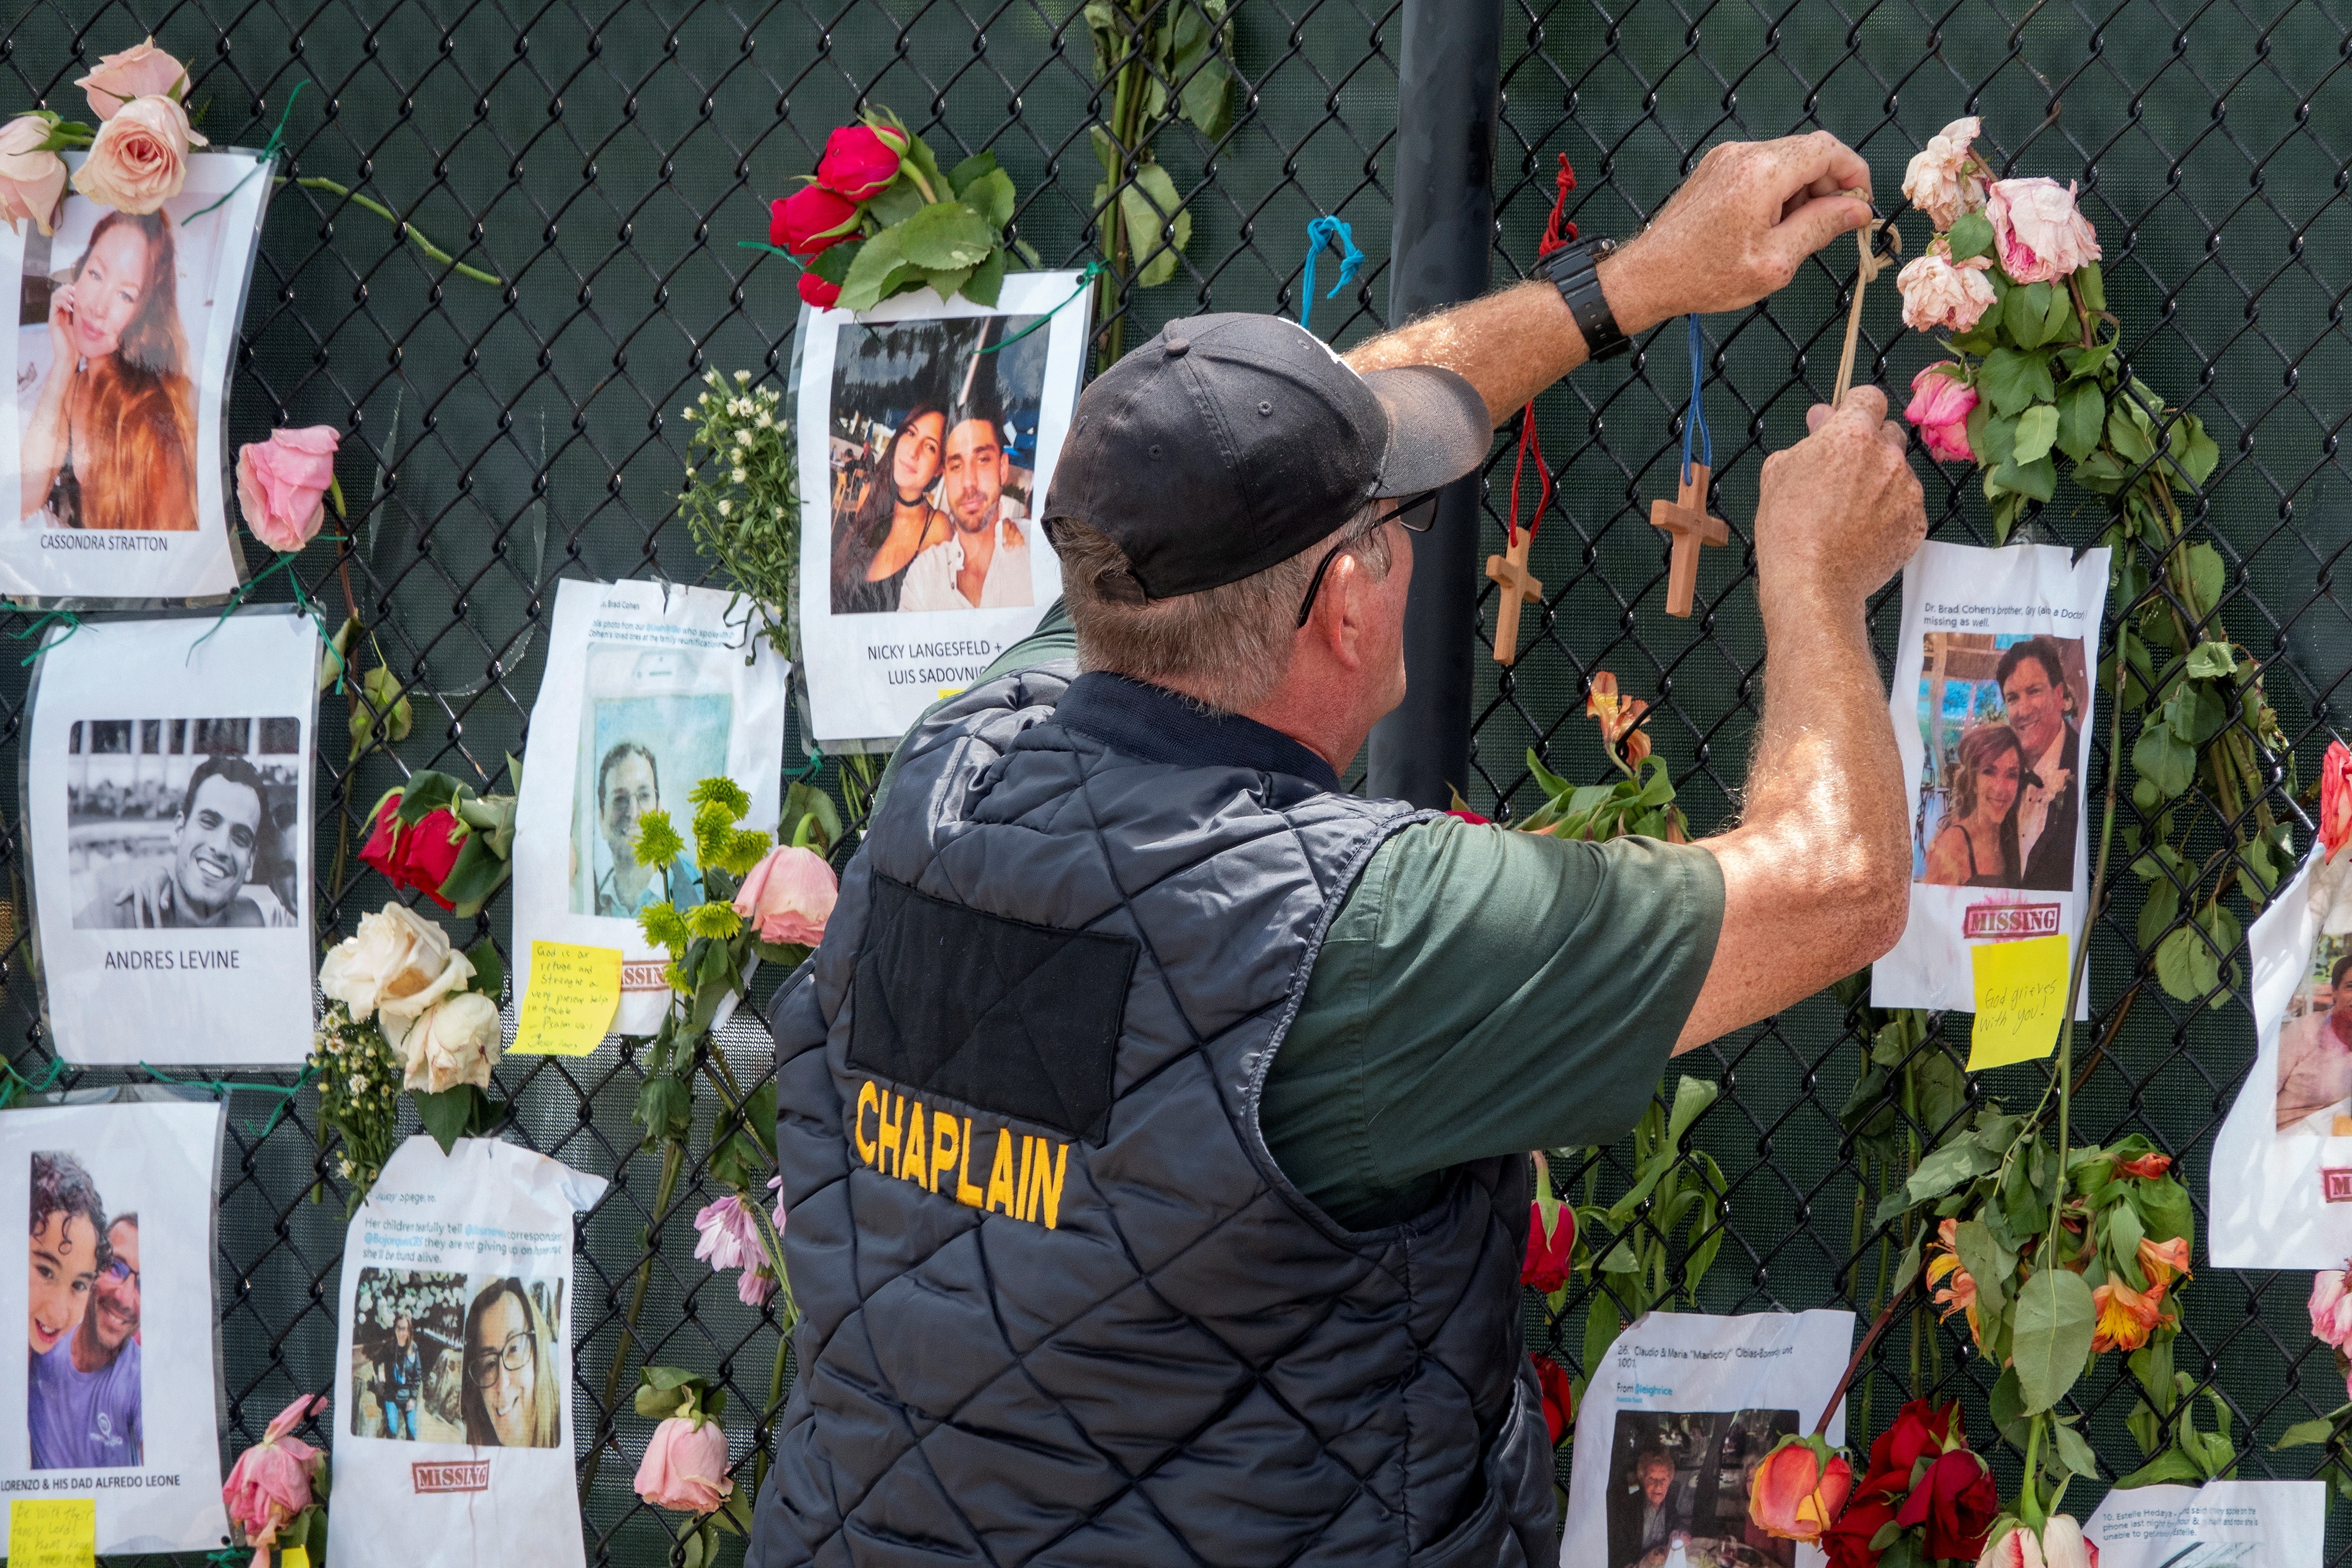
(1041, 313, 1491, 599)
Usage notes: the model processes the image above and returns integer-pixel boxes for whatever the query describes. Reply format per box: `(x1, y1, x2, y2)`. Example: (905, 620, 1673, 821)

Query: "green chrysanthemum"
(689, 776, 751, 819)
(716, 827, 773, 877)
(632, 808, 686, 870)
(685, 901, 743, 941)
(639, 900, 690, 957)
(693, 800, 736, 868)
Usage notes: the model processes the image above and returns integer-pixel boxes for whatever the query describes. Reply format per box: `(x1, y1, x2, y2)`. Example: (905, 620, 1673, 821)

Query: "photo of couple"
(27, 1150, 141, 1470)
(1911, 633, 2087, 892)
(824, 313, 1047, 615)
(348, 1268, 564, 1448)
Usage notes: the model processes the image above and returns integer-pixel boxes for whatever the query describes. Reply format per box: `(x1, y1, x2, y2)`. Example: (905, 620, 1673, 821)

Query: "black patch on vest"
(850, 874, 1135, 1143)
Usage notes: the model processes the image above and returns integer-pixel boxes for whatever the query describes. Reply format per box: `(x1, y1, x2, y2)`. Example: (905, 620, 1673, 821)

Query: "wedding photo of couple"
(1912, 633, 2087, 893)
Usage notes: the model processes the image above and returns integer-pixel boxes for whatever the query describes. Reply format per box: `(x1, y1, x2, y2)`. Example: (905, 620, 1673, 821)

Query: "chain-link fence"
(4, 0, 2348, 1561)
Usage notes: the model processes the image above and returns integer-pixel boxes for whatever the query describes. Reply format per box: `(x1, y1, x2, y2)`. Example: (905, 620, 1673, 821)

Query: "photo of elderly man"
(28, 1156, 141, 1469)
(899, 395, 1035, 612)
(76, 753, 294, 929)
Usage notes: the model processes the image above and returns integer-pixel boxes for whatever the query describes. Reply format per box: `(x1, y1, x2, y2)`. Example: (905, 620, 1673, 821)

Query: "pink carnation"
(1902, 116, 1988, 230)
(1905, 365, 1977, 464)
(1987, 178, 2101, 285)
(1897, 243, 1997, 333)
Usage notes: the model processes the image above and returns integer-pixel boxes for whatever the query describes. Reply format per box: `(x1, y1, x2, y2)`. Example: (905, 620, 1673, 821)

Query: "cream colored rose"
(0, 116, 66, 236)
(1900, 116, 1987, 232)
(399, 992, 502, 1094)
(377, 945, 479, 1059)
(1897, 243, 1997, 333)
(71, 96, 206, 216)
(319, 904, 451, 1022)
(1986, 177, 2101, 285)
(76, 39, 189, 121)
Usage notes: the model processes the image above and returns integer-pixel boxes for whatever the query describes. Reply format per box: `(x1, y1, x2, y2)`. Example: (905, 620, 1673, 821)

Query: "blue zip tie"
(1681, 314, 1713, 484)
(1298, 216, 1364, 333)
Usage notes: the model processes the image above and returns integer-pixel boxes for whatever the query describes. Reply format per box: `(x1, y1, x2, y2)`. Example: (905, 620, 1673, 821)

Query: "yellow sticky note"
(937, 686, 965, 700)
(509, 941, 623, 1056)
(282, 1547, 312, 1568)
(1967, 934, 2070, 1070)
(9, 1498, 95, 1568)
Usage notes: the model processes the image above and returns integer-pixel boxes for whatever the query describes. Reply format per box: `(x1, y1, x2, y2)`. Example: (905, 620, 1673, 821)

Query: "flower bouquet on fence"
(356, 770, 519, 918)
(632, 1368, 753, 1568)
(223, 1394, 329, 1568)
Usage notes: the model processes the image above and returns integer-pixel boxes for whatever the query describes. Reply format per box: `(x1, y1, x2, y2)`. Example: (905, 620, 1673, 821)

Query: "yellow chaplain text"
(852, 1079, 1073, 1230)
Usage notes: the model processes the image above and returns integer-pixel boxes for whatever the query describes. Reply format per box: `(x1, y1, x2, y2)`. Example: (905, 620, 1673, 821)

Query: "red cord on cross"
(1508, 152, 1577, 549)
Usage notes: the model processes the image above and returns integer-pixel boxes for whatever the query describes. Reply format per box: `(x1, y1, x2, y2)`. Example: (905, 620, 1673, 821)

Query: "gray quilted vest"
(750, 663, 1555, 1567)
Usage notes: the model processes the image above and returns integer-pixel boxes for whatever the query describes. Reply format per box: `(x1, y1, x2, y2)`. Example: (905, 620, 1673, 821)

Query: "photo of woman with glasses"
(458, 1275, 563, 1449)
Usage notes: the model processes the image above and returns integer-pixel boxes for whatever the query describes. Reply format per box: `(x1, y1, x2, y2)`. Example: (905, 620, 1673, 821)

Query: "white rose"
(399, 992, 502, 1093)
(319, 904, 450, 1022)
(378, 945, 479, 1059)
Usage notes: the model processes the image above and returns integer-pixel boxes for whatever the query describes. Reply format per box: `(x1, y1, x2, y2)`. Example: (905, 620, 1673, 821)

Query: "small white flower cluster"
(309, 1000, 402, 1195)
(677, 369, 799, 659)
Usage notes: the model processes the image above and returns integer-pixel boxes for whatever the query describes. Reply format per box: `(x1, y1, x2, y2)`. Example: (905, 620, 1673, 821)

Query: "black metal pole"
(1365, 0, 1502, 807)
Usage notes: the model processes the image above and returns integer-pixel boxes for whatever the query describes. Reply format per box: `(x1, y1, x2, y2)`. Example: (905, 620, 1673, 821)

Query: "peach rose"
(76, 39, 189, 121)
(237, 426, 341, 551)
(1986, 177, 2101, 285)
(71, 95, 206, 216)
(1902, 116, 1988, 230)
(634, 1416, 733, 1514)
(1897, 241, 1997, 333)
(733, 845, 838, 946)
(0, 115, 67, 236)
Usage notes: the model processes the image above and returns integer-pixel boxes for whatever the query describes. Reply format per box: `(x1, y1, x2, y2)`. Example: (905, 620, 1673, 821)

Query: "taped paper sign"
(1873, 541, 2107, 1017)
(1560, 1310, 1854, 1568)
(508, 942, 620, 1057)
(2083, 1479, 2323, 1566)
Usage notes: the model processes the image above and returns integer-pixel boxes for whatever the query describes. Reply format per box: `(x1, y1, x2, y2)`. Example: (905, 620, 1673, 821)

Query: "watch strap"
(1544, 239, 1629, 362)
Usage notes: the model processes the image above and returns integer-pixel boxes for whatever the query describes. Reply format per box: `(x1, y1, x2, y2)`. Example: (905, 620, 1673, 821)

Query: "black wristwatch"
(1543, 237, 1628, 362)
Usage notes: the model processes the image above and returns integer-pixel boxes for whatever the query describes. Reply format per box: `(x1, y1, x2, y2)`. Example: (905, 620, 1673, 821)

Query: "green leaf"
(2056, 381, 2105, 461)
(2012, 404, 2060, 466)
(2011, 1268, 2096, 1415)
(1977, 410, 2017, 469)
(1953, 1219, 2014, 1322)
(898, 130, 950, 207)
(2064, 340, 2115, 381)
(1981, 348, 2042, 418)
(2137, 873, 2181, 953)
(893, 200, 997, 270)
(2154, 922, 2221, 1003)
(864, 178, 928, 229)
(947, 150, 999, 198)
(919, 265, 975, 302)
(2184, 541, 2226, 617)
(2115, 1449, 2208, 1489)
(961, 166, 1015, 231)
(2274, 1413, 2347, 1450)
(2041, 282, 2077, 345)
(2132, 726, 2196, 798)
(2183, 641, 2237, 679)
(632, 1072, 693, 1150)
(1987, 454, 2057, 502)
(2170, 414, 2220, 488)
(2107, 400, 2156, 464)
(1582, 1298, 1624, 1375)
(963, 245, 1007, 307)
(2077, 261, 2107, 312)
(413, 1085, 488, 1156)
(1120, 161, 1191, 288)
(2107, 1201, 2147, 1285)
(836, 228, 915, 313)
(1180, 52, 1234, 138)
(466, 938, 506, 1005)
(1947, 211, 1995, 262)
(1990, 1365, 2029, 1447)
(2051, 1419, 2102, 1478)
(1906, 1134, 2002, 1207)
(2164, 680, 2225, 746)
(2007, 282, 2056, 347)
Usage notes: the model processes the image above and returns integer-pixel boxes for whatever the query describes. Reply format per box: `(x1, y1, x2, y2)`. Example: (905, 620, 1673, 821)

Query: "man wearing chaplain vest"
(754, 132, 1925, 1567)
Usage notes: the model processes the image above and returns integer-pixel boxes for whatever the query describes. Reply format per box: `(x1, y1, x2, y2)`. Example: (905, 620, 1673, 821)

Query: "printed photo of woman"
(18, 209, 197, 532)
(829, 400, 950, 613)
(458, 1275, 562, 1449)
(1924, 723, 2024, 888)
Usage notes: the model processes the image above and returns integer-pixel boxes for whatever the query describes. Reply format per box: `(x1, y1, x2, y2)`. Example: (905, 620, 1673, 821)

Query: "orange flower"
(1927, 1218, 1982, 1341)
(2137, 1235, 2191, 1289)
(1586, 671, 1652, 766)
(1748, 1439, 1853, 1543)
(2091, 1276, 2173, 1353)
(2115, 1152, 2172, 1179)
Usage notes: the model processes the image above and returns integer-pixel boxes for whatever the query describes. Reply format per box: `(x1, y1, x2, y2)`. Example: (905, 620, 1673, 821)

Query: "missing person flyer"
(510, 578, 790, 1038)
(790, 273, 1088, 746)
(1560, 1310, 1853, 1568)
(2084, 1479, 2324, 1566)
(22, 609, 320, 1064)
(1871, 540, 2109, 1015)
(0, 1094, 229, 1554)
(329, 1136, 606, 1568)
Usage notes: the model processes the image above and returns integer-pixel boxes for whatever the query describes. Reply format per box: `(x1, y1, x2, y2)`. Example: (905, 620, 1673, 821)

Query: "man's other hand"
(1757, 386, 1926, 605)
(1606, 132, 1874, 329)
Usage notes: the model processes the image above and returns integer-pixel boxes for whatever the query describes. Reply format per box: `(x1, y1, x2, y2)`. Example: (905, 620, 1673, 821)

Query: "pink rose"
(1897, 243, 1997, 333)
(1905, 365, 1977, 463)
(1987, 177, 2101, 284)
(0, 115, 68, 236)
(1902, 116, 1988, 230)
(71, 95, 205, 215)
(2313, 1265, 2352, 1348)
(222, 1394, 326, 1547)
(733, 845, 838, 946)
(76, 38, 189, 121)
(236, 426, 341, 551)
(634, 1415, 734, 1514)
(815, 125, 903, 202)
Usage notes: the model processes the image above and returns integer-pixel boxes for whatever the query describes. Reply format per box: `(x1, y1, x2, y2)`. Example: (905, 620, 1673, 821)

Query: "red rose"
(799, 269, 842, 309)
(1521, 1199, 1574, 1291)
(359, 794, 404, 883)
(1530, 1353, 1573, 1445)
(1894, 1449, 1998, 1562)
(395, 807, 465, 910)
(1446, 807, 1492, 824)
(1864, 1399, 1960, 1493)
(814, 124, 901, 202)
(1822, 1495, 1897, 1568)
(770, 185, 859, 256)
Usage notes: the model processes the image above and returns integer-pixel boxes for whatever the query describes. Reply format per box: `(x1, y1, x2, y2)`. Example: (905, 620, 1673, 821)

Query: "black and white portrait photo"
(25, 610, 320, 1064)
(0, 151, 271, 601)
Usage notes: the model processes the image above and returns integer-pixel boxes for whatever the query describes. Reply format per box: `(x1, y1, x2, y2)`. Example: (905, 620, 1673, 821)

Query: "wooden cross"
(1485, 529, 1544, 665)
(1648, 461, 1728, 618)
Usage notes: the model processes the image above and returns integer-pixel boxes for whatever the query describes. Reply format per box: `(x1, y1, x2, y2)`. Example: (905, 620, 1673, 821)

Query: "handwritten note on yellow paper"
(509, 942, 622, 1056)
(9, 1498, 95, 1568)
(1968, 934, 2070, 1071)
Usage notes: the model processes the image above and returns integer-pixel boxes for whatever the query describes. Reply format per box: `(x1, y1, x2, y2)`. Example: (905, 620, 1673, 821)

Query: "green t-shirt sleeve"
(1262, 818, 1725, 1229)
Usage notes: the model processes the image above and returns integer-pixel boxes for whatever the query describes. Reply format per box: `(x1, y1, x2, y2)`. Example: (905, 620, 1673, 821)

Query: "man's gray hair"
(1049, 509, 1392, 714)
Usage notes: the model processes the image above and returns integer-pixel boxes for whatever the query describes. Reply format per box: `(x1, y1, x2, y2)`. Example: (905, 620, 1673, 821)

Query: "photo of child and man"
(27, 1151, 141, 1470)
(348, 1268, 563, 1448)
(824, 313, 1048, 616)
(1911, 633, 2088, 892)
(1605, 1409, 1800, 1568)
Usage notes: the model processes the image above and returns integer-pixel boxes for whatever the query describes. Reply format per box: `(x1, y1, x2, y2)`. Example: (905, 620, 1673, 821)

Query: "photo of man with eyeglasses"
(29, 1198, 141, 1470)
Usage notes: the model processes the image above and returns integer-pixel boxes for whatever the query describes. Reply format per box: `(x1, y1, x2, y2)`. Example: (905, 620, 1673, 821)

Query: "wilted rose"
(1987, 177, 2101, 284)
(2312, 1263, 2352, 1349)
(236, 426, 340, 552)
(634, 1415, 733, 1514)
(1897, 244, 1997, 333)
(71, 94, 205, 215)
(379, 945, 481, 1064)
(2321, 741, 2350, 862)
(770, 184, 860, 256)
(1521, 1198, 1574, 1291)
(319, 903, 452, 1022)
(222, 1394, 325, 1548)
(1894, 1449, 1998, 1562)
(77, 39, 188, 121)
(1530, 1353, 1573, 1445)
(0, 115, 68, 235)
(1905, 365, 1977, 464)
(399, 991, 501, 1094)
(1902, 116, 1989, 230)
(814, 124, 901, 202)
(733, 845, 838, 946)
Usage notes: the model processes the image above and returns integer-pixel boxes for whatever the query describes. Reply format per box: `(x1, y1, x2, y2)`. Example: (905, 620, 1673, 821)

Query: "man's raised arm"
(1344, 132, 1875, 421)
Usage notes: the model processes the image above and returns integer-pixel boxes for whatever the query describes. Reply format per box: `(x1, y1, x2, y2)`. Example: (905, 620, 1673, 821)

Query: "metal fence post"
(1364, 0, 1502, 808)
